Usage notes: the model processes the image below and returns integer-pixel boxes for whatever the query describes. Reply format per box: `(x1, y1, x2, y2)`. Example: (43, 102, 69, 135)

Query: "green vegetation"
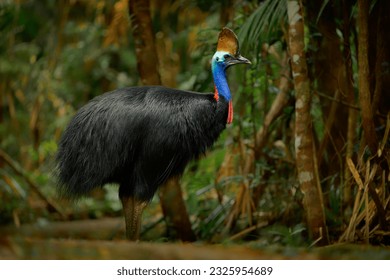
(1, 0, 389, 250)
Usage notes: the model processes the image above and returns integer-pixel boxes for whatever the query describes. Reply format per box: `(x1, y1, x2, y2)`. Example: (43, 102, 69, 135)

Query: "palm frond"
(238, 0, 287, 53)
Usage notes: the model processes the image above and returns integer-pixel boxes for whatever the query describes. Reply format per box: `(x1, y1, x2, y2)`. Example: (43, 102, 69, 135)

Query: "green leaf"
(238, 0, 287, 52)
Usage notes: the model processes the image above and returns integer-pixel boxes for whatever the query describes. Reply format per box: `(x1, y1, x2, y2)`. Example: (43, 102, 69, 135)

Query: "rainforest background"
(1, 0, 389, 258)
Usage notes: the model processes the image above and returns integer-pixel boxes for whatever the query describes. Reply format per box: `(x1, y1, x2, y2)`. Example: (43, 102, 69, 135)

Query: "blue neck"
(212, 61, 231, 101)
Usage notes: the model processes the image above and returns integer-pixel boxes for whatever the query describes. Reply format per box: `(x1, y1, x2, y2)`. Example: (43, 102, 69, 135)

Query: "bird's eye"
(224, 54, 230, 59)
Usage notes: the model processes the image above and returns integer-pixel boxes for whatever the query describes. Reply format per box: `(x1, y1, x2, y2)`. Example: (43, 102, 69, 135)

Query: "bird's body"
(56, 28, 250, 240)
(57, 86, 228, 201)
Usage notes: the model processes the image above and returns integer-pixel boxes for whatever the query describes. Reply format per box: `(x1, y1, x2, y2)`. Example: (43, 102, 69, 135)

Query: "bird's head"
(212, 27, 251, 70)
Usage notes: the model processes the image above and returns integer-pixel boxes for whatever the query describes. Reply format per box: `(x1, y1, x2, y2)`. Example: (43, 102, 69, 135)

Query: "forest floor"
(1, 218, 390, 260)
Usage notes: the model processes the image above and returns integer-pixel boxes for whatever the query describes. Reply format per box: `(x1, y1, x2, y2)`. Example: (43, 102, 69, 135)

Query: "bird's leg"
(120, 195, 147, 241)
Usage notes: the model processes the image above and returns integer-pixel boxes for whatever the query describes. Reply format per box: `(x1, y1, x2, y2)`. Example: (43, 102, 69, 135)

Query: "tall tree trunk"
(371, 0, 390, 127)
(307, 0, 349, 182)
(220, 0, 234, 26)
(128, 0, 195, 241)
(158, 177, 196, 241)
(357, 0, 378, 154)
(129, 0, 160, 85)
(287, 0, 328, 245)
(342, 0, 358, 207)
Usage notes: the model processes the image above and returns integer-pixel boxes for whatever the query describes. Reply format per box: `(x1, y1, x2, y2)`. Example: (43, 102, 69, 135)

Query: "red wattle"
(213, 86, 219, 101)
(227, 100, 233, 124)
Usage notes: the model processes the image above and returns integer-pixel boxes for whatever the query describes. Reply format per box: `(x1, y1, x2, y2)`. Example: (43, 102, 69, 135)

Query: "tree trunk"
(287, 0, 328, 245)
(342, 0, 358, 207)
(306, 0, 349, 181)
(357, 0, 378, 154)
(371, 0, 390, 128)
(129, 0, 160, 85)
(128, 0, 195, 241)
(158, 178, 196, 241)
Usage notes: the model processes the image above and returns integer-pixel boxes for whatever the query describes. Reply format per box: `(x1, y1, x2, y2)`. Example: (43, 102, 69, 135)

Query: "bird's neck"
(212, 64, 231, 102)
(212, 64, 233, 124)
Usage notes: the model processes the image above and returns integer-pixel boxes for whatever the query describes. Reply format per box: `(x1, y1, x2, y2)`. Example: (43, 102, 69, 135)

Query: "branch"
(314, 91, 387, 119)
(0, 149, 66, 219)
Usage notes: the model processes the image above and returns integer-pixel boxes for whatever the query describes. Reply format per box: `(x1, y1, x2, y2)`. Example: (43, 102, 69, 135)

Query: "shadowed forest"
(1, 0, 390, 259)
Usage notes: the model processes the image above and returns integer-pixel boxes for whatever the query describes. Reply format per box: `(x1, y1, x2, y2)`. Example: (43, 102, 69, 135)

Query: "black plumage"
(56, 86, 228, 201)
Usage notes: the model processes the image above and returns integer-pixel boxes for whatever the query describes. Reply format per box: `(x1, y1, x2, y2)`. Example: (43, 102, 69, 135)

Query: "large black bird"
(56, 27, 251, 240)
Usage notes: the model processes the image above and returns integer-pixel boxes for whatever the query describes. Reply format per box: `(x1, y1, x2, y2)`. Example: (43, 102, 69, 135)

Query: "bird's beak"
(225, 54, 251, 67)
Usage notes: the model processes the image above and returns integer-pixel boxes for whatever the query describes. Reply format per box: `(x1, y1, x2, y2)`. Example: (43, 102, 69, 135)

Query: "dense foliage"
(1, 0, 389, 247)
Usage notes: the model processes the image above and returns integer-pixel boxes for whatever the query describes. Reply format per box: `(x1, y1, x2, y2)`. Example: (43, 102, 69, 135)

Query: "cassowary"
(56, 27, 251, 240)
